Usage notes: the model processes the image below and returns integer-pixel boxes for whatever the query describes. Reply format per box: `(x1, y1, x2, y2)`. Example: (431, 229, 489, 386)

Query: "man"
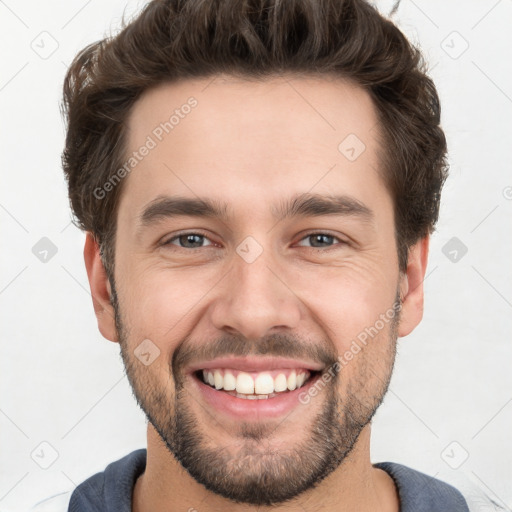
(33, 0, 472, 510)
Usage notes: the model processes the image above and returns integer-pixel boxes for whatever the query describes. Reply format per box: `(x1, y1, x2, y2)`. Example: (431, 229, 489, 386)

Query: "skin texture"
(84, 74, 429, 511)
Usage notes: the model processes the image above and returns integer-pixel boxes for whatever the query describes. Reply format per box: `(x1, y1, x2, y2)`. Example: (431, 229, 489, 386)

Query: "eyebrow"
(137, 192, 374, 232)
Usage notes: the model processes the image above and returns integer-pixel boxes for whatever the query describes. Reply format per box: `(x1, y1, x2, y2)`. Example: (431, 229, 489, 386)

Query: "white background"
(1, 0, 511, 510)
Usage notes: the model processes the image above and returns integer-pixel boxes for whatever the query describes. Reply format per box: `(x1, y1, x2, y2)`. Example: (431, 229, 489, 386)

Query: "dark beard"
(112, 279, 399, 505)
(164, 385, 378, 505)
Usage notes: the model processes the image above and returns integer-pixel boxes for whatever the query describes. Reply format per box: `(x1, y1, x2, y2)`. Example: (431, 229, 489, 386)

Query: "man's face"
(101, 75, 415, 505)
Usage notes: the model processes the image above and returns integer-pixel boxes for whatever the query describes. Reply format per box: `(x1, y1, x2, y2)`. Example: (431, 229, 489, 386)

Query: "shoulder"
(29, 449, 147, 512)
(374, 461, 470, 511)
(68, 449, 147, 511)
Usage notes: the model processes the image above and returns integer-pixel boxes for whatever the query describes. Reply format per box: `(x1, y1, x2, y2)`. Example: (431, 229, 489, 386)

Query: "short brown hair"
(62, 0, 448, 279)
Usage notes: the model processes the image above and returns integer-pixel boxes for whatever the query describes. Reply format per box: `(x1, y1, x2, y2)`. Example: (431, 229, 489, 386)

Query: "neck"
(132, 425, 399, 512)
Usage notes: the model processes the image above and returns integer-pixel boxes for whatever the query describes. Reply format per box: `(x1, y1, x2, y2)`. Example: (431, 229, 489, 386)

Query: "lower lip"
(189, 372, 322, 421)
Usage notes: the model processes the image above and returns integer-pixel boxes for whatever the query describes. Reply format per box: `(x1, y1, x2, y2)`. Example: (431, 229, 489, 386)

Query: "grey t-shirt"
(32, 449, 472, 511)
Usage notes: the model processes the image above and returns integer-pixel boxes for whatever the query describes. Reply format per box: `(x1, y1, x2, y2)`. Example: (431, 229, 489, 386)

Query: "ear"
(83, 232, 118, 343)
(397, 235, 430, 337)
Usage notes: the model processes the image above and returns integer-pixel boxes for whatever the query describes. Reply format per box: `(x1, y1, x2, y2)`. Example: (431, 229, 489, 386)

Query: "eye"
(296, 232, 346, 250)
(163, 232, 215, 249)
(161, 231, 346, 251)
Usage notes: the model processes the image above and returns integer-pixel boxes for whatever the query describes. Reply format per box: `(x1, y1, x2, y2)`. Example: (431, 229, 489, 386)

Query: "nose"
(209, 245, 302, 340)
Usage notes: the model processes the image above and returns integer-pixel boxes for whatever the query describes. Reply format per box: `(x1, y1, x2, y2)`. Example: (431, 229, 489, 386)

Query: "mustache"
(172, 332, 338, 377)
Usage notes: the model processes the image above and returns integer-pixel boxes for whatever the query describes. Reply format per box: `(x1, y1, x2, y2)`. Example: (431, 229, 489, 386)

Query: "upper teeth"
(201, 369, 310, 394)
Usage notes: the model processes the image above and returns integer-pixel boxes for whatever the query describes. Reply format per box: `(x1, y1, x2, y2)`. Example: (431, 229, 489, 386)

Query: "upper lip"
(187, 356, 325, 374)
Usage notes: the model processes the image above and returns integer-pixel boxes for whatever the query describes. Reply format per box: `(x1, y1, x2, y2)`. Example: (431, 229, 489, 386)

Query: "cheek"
(289, 257, 399, 347)
(120, 266, 215, 344)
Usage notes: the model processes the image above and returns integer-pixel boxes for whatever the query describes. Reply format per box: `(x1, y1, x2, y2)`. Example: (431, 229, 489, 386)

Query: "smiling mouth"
(194, 368, 320, 400)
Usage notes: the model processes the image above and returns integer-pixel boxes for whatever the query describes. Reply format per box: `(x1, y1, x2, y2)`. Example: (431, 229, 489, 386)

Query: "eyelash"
(161, 231, 347, 251)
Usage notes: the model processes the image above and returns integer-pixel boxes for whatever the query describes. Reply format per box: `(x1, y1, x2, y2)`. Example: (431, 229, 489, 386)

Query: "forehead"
(119, 74, 388, 225)
(126, 74, 380, 156)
